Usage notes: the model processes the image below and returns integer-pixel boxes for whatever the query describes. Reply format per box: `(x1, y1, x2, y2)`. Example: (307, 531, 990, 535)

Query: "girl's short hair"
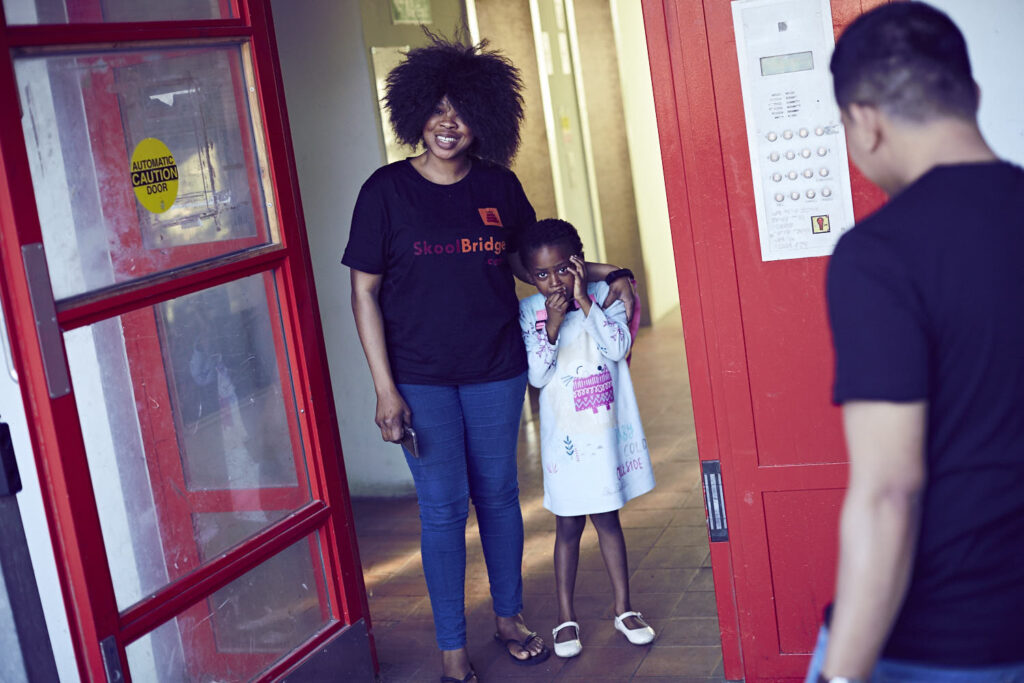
(384, 31, 525, 167)
(519, 218, 584, 268)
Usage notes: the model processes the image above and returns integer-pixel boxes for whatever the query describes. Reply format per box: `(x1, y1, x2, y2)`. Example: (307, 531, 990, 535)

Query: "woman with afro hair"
(342, 31, 637, 683)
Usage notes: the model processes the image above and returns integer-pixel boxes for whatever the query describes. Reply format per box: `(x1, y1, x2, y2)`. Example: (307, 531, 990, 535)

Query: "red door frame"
(73, 34, 318, 677)
(0, 2, 374, 680)
(642, 1, 888, 680)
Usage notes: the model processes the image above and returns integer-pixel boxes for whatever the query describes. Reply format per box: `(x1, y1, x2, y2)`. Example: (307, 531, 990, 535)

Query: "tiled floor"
(351, 312, 727, 682)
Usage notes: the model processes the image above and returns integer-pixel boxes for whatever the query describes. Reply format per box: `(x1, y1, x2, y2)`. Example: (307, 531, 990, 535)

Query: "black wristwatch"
(604, 268, 634, 286)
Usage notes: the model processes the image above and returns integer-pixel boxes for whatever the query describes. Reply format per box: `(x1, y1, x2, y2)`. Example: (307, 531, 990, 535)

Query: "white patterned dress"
(519, 282, 655, 516)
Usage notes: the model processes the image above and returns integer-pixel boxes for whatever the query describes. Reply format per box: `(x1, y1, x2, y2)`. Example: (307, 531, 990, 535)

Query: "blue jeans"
(397, 372, 528, 651)
(806, 625, 1024, 682)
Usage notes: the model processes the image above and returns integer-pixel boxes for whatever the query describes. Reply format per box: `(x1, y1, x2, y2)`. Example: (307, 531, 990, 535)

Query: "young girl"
(518, 218, 657, 658)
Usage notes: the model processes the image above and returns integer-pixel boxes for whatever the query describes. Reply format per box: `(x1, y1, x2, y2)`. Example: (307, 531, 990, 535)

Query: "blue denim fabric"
(806, 625, 1024, 682)
(397, 372, 528, 651)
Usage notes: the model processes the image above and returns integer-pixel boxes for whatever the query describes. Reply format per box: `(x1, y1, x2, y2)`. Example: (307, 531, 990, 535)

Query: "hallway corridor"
(351, 312, 726, 682)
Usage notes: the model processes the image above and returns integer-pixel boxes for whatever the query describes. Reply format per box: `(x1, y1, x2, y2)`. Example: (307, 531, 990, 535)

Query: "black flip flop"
(440, 667, 477, 683)
(493, 631, 552, 666)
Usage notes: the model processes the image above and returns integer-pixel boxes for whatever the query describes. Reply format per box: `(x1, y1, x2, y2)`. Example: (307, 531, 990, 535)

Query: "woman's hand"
(351, 269, 411, 443)
(375, 388, 411, 443)
(603, 276, 636, 321)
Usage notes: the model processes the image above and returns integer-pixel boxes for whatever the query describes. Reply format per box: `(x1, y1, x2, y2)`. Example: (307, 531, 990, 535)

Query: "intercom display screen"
(760, 51, 814, 76)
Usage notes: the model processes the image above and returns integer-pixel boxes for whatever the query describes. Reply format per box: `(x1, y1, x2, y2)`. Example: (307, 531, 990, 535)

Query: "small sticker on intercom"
(778, 21, 788, 32)
(811, 215, 831, 234)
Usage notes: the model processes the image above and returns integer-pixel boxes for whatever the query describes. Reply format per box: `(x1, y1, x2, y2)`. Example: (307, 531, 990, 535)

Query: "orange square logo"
(479, 208, 503, 227)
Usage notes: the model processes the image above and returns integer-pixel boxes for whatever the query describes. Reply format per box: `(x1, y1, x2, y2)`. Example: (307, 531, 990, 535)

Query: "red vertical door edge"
(642, 0, 888, 680)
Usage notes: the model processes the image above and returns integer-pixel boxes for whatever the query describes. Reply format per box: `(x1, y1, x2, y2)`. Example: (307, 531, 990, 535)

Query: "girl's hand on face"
(545, 290, 569, 344)
(570, 255, 588, 305)
(545, 289, 569, 321)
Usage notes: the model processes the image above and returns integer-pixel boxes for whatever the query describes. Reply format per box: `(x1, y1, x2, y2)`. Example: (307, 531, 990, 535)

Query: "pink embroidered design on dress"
(573, 367, 614, 413)
(602, 317, 624, 342)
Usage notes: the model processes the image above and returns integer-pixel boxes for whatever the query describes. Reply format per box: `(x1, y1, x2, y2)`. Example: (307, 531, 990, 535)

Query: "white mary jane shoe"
(614, 611, 655, 645)
(552, 621, 582, 658)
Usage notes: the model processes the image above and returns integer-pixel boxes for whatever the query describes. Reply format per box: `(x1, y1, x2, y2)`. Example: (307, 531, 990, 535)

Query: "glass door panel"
(2, 0, 235, 25)
(15, 42, 276, 301)
(62, 273, 310, 610)
(0, 4, 373, 679)
(124, 533, 330, 682)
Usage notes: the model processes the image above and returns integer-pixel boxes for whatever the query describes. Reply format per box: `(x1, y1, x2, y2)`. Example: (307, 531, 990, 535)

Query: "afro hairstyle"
(519, 218, 585, 270)
(384, 30, 525, 167)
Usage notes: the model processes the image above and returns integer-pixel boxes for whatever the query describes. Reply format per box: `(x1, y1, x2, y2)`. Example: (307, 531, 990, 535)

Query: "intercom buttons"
(814, 126, 825, 136)
(766, 131, 778, 142)
(819, 167, 830, 177)
(803, 169, 814, 179)
(785, 150, 796, 160)
(806, 189, 817, 199)
(770, 151, 781, 162)
(790, 191, 801, 200)
(771, 172, 783, 182)
(798, 128, 809, 138)
(774, 193, 785, 202)
(817, 146, 828, 157)
(787, 170, 798, 180)
(801, 149, 812, 158)
(782, 129, 794, 140)
(822, 187, 833, 197)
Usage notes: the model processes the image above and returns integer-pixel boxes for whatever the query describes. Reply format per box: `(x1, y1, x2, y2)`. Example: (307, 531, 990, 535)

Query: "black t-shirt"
(342, 159, 535, 385)
(827, 161, 1024, 666)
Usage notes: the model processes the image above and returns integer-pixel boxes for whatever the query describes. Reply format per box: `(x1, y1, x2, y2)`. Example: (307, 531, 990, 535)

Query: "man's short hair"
(831, 2, 977, 122)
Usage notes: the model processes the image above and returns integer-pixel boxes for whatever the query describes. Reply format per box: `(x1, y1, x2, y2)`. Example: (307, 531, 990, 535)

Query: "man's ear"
(846, 103, 884, 153)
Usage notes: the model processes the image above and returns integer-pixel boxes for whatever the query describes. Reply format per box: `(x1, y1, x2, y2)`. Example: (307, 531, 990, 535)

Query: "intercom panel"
(732, 0, 855, 261)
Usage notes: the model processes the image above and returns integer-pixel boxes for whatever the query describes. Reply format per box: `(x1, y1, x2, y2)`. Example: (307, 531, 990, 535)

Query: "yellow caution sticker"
(811, 214, 831, 234)
(130, 137, 179, 213)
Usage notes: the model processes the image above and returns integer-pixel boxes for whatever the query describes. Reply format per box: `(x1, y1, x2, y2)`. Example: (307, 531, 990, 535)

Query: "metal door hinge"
(100, 636, 124, 682)
(21, 243, 70, 398)
(701, 460, 729, 542)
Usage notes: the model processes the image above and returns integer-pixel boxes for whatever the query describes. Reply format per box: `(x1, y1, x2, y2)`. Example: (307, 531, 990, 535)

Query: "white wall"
(925, 0, 1024, 167)
(270, 0, 414, 496)
(609, 0, 679, 323)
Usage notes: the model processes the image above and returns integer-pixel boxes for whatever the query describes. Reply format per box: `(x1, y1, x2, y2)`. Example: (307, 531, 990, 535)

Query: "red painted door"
(642, 1, 887, 680)
(0, 2, 372, 680)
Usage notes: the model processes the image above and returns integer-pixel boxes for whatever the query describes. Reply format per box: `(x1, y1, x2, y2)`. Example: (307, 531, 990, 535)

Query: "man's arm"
(822, 400, 927, 679)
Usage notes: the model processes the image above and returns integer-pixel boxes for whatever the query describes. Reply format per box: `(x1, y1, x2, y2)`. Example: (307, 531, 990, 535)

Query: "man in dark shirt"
(811, 4, 1024, 682)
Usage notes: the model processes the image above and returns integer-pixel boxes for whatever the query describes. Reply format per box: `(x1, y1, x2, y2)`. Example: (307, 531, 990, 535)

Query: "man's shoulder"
(835, 160, 1024, 263)
(880, 160, 1023, 227)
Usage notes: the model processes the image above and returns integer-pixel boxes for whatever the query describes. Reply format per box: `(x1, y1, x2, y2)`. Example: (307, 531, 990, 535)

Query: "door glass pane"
(125, 533, 330, 683)
(3, 0, 234, 24)
(15, 43, 275, 301)
(62, 274, 310, 610)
